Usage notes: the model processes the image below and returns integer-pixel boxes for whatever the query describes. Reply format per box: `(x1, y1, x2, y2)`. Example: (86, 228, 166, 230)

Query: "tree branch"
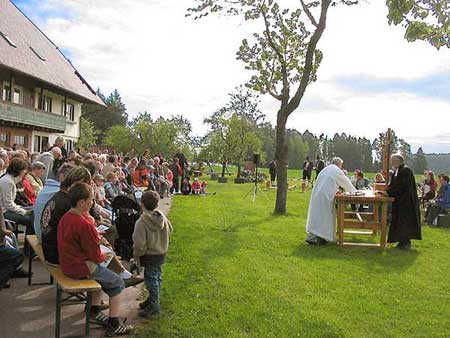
(287, 0, 331, 114)
(300, 0, 319, 28)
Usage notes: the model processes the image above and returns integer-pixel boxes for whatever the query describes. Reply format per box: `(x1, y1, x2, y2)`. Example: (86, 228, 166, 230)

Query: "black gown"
(387, 164, 421, 243)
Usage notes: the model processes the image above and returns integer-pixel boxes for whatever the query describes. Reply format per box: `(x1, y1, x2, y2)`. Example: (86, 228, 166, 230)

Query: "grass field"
(134, 175, 450, 338)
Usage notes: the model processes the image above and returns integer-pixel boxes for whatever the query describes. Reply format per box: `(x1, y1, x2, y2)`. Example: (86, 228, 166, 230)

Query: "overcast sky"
(13, 0, 450, 153)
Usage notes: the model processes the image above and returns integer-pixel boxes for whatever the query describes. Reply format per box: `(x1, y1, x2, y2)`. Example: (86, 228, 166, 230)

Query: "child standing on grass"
(57, 182, 132, 337)
(132, 190, 173, 318)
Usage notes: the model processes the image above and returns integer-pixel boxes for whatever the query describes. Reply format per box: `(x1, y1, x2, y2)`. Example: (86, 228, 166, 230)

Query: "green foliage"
(387, 0, 450, 49)
(104, 125, 137, 154)
(202, 114, 262, 176)
(413, 146, 428, 173)
(76, 116, 100, 150)
(135, 179, 450, 338)
(133, 113, 193, 156)
(82, 88, 128, 143)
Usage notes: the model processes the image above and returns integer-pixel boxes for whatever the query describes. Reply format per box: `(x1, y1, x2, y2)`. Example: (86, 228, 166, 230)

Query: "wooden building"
(0, 0, 104, 152)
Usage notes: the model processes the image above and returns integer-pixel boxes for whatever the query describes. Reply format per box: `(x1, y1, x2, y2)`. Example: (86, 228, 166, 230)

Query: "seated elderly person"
(104, 172, 125, 203)
(425, 175, 450, 225)
(25, 161, 46, 201)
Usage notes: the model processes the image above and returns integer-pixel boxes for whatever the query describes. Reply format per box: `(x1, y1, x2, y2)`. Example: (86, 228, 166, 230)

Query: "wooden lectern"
(335, 129, 394, 248)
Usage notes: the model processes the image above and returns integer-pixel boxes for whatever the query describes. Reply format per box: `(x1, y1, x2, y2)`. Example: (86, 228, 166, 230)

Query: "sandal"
(105, 319, 133, 337)
(89, 311, 109, 327)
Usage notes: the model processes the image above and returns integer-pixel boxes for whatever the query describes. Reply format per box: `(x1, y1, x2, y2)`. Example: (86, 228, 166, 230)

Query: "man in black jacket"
(378, 154, 421, 249)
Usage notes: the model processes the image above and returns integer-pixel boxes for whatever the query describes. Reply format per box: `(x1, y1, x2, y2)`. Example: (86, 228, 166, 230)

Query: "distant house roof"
(0, 0, 105, 106)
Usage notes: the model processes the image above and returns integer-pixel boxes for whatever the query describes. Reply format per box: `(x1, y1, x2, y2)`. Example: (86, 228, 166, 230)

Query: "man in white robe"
(305, 157, 356, 245)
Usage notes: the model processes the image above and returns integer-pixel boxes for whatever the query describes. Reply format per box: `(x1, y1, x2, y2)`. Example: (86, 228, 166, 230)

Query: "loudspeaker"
(253, 153, 260, 164)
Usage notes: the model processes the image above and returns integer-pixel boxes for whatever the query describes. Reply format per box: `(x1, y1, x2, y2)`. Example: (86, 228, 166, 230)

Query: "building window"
(2, 84, 22, 104)
(0, 132, 8, 147)
(13, 135, 27, 148)
(33, 135, 41, 152)
(62, 102, 75, 121)
(39, 94, 52, 112)
(0, 31, 16, 48)
(13, 87, 22, 104)
(41, 136, 49, 151)
(65, 139, 73, 151)
(2, 85, 10, 101)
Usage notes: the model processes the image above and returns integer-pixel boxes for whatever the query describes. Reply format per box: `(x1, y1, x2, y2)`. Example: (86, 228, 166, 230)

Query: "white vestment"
(306, 164, 356, 242)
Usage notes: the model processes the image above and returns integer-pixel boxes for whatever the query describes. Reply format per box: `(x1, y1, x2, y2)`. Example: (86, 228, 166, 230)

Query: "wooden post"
(372, 202, 379, 235)
(337, 200, 344, 246)
(382, 128, 393, 183)
(380, 201, 388, 249)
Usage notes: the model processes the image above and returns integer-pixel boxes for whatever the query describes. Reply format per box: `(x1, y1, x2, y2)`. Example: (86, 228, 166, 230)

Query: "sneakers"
(89, 311, 109, 327)
(105, 319, 133, 337)
(123, 275, 144, 288)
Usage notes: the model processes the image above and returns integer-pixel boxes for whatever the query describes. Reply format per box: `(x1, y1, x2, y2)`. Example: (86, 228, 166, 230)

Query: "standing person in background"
(48, 136, 67, 175)
(36, 147, 62, 183)
(102, 155, 118, 178)
(174, 148, 188, 180)
(268, 160, 276, 187)
(169, 158, 182, 194)
(301, 156, 314, 193)
(315, 156, 325, 178)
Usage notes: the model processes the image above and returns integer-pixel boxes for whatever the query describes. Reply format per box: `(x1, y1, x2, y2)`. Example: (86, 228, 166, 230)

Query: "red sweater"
(57, 211, 105, 278)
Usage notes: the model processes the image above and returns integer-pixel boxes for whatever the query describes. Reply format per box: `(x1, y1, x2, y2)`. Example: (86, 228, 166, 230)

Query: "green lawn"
(134, 178, 450, 338)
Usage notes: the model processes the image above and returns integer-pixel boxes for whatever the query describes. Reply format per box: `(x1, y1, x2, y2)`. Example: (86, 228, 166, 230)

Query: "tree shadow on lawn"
(292, 244, 419, 273)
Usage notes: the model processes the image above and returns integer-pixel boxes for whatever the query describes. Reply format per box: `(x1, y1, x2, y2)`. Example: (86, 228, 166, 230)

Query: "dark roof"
(0, 0, 105, 106)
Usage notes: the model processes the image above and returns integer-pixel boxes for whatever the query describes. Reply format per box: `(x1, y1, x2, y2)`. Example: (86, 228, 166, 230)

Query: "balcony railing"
(0, 100, 66, 133)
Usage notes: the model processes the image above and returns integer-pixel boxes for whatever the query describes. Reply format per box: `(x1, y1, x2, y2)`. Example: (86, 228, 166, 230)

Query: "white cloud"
(32, 0, 450, 152)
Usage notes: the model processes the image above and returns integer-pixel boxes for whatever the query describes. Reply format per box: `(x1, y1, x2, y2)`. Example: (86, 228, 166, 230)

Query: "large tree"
(188, 0, 357, 213)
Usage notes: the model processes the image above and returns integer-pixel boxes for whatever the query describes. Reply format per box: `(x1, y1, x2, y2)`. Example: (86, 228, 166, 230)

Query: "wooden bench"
(26, 235, 101, 338)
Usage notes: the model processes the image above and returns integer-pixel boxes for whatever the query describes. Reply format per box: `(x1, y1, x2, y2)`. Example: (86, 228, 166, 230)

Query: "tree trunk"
(274, 111, 289, 214)
(221, 160, 226, 177)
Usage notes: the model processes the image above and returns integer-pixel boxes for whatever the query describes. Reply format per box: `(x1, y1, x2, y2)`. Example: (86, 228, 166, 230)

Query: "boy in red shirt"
(57, 182, 132, 336)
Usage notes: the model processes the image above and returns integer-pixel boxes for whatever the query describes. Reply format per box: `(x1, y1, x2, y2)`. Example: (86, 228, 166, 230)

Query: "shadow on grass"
(292, 243, 419, 273)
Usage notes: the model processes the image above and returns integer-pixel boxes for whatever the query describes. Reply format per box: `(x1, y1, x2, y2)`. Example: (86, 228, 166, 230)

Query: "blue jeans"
(91, 264, 124, 298)
(144, 264, 162, 313)
(0, 245, 24, 283)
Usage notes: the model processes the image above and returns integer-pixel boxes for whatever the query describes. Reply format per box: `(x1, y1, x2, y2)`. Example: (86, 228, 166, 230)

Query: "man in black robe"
(378, 154, 421, 249)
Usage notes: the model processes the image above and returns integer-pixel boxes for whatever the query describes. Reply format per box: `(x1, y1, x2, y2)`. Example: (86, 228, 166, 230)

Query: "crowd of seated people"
(0, 142, 191, 335)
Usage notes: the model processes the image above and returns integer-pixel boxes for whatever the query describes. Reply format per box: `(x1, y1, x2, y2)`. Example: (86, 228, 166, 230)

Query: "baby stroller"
(112, 195, 142, 261)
